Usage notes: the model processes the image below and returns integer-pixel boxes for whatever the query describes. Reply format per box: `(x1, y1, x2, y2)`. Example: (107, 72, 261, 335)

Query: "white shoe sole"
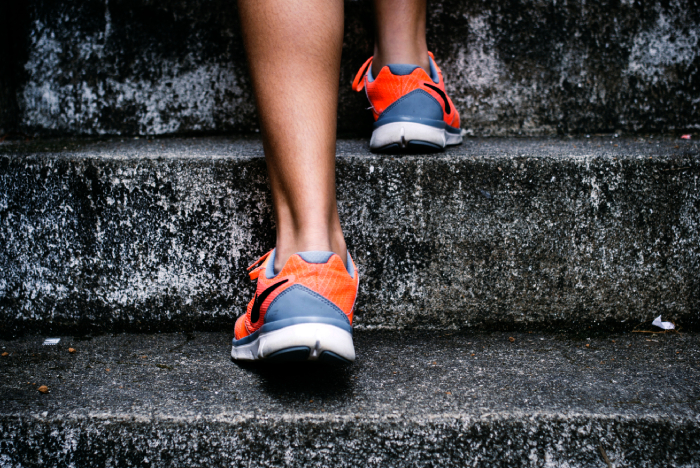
(370, 121, 464, 151)
(231, 323, 355, 362)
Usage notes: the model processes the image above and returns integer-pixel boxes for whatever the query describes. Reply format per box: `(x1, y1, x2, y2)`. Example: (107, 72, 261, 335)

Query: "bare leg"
(372, 0, 430, 75)
(238, 0, 347, 272)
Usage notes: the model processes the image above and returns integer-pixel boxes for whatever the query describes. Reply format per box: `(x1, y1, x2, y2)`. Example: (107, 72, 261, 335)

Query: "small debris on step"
(37, 385, 49, 394)
(68, 348, 76, 353)
(652, 315, 675, 330)
(478, 189, 492, 199)
(680, 134, 691, 140)
(43, 338, 60, 346)
(1, 352, 8, 357)
(585, 344, 590, 348)
(508, 337, 515, 343)
(599, 445, 613, 468)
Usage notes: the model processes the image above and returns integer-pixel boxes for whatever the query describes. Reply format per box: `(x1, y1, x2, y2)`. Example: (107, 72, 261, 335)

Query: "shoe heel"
(231, 323, 355, 362)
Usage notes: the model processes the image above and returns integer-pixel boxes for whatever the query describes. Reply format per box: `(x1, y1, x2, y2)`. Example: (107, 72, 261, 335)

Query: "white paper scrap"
(43, 338, 61, 345)
(651, 316, 675, 330)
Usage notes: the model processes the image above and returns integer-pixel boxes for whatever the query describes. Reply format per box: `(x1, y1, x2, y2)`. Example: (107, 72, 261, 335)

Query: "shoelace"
(352, 56, 373, 92)
(247, 250, 273, 280)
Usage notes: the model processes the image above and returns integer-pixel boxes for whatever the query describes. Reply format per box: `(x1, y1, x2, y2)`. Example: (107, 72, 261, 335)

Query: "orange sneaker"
(352, 52, 463, 152)
(231, 250, 359, 363)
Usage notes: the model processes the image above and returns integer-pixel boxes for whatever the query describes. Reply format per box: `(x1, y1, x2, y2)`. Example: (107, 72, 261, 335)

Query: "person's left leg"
(371, 0, 430, 76)
(351, 0, 463, 152)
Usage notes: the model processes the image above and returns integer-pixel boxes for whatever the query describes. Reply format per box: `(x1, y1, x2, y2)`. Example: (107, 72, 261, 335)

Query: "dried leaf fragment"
(1, 352, 8, 357)
(38, 385, 49, 393)
(68, 348, 76, 353)
(508, 337, 515, 343)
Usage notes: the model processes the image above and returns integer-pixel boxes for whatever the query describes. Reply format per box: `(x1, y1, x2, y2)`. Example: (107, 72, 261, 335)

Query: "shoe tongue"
(387, 64, 422, 76)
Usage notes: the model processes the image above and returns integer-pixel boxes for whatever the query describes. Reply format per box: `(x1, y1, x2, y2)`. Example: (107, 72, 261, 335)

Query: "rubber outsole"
(370, 121, 463, 153)
(265, 347, 352, 364)
(231, 323, 355, 363)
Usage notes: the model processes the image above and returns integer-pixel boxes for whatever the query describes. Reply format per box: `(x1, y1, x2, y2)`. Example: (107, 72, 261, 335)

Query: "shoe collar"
(264, 249, 355, 279)
(367, 55, 439, 84)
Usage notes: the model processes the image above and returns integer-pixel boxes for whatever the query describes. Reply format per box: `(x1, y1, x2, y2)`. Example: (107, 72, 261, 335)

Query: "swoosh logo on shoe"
(423, 83, 451, 115)
(250, 279, 289, 324)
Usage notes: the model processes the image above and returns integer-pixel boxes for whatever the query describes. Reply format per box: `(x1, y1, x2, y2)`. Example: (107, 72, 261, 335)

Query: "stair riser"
(1, 416, 698, 468)
(2, 0, 699, 136)
(1, 145, 698, 334)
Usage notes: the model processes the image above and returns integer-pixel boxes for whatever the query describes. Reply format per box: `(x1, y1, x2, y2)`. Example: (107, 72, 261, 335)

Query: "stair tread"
(2, 330, 698, 419)
(1, 135, 696, 160)
(2, 330, 699, 466)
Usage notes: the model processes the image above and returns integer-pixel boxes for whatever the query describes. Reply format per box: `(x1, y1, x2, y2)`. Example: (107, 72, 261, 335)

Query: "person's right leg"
(232, 0, 358, 363)
(238, 0, 346, 273)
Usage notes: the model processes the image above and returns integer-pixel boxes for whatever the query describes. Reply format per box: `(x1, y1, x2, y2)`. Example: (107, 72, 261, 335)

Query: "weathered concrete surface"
(0, 137, 698, 336)
(1, 0, 699, 136)
(1, 331, 699, 467)
(0, 3, 31, 136)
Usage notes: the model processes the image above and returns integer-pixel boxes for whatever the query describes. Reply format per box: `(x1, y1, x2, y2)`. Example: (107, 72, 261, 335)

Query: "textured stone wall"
(1, 0, 699, 136)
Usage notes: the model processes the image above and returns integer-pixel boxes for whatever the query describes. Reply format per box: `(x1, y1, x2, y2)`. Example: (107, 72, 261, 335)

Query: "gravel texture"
(1, 0, 699, 136)
(1, 136, 698, 336)
(1, 330, 699, 467)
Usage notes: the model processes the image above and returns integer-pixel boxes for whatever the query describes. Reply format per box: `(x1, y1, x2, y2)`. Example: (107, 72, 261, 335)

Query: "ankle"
(274, 231, 347, 273)
(372, 46, 430, 77)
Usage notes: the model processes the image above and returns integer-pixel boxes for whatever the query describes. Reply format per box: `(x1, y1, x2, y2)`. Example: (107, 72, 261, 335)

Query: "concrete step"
(1, 330, 698, 467)
(1, 136, 699, 336)
(1, 0, 699, 137)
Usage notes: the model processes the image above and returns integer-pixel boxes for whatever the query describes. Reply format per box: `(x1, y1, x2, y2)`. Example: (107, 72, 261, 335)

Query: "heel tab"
(297, 251, 356, 278)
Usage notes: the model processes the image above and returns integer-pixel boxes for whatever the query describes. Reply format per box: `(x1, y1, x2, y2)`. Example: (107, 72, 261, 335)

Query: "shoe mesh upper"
(352, 53, 460, 129)
(235, 252, 358, 340)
